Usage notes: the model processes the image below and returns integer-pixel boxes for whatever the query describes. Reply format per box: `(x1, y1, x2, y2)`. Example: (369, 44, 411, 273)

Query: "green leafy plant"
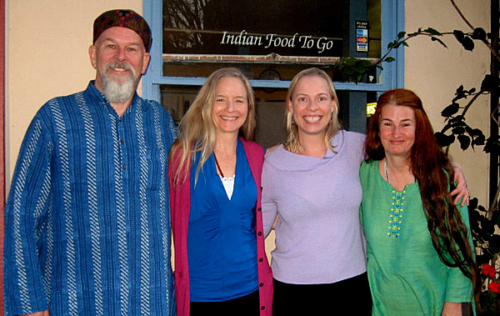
(436, 79, 499, 315)
(478, 260, 500, 315)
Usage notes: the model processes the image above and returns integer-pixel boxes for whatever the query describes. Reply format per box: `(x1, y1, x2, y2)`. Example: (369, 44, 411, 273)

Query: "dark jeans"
(190, 290, 260, 316)
(273, 272, 372, 315)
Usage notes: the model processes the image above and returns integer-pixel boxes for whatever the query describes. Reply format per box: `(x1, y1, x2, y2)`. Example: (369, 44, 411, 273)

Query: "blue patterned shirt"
(4, 82, 177, 316)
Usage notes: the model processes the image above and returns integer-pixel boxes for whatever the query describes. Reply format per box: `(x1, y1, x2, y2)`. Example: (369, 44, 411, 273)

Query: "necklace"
(384, 159, 415, 185)
(384, 159, 390, 184)
(214, 153, 224, 178)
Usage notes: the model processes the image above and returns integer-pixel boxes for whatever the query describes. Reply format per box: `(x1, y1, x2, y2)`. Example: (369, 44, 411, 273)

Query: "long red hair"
(365, 89, 480, 304)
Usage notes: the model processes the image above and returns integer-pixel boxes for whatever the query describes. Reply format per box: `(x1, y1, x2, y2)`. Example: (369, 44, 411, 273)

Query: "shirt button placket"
(117, 115, 129, 181)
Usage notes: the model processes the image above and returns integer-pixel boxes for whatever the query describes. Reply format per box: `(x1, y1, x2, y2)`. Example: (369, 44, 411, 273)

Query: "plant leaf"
(469, 128, 484, 137)
(453, 30, 465, 42)
(483, 138, 500, 153)
(454, 85, 467, 100)
(435, 132, 455, 147)
(450, 115, 465, 124)
(425, 27, 442, 36)
(343, 67, 354, 75)
(452, 126, 466, 135)
(353, 74, 363, 84)
(472, 27, 487, 41)
(461, 37, 474, 51)
(472, 135, 485, 146)
(431, 36, 447, 48)
(469, 198, 478, 210)
(458, 134, 471, 150)
(441, 102, 460, 117)
(481, 74, 494, 92)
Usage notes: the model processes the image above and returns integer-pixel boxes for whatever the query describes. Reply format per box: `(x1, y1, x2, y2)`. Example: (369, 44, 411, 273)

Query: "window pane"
(160, 82, 375, 146)
(162, 0, 381, 83)
(163, 63, 355, 82)
(160, 84, 288, 147)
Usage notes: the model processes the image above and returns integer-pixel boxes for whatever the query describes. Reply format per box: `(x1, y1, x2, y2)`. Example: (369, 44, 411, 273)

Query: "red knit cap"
(93, 9, 152, 52)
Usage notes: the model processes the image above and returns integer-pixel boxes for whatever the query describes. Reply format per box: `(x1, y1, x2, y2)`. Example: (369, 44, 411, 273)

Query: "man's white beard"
(102, 61, 137, 103)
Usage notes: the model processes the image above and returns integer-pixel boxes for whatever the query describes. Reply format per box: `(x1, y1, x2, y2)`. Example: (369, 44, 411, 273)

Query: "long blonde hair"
(284, 67, 341, 153)
(170, 67, 256, 185)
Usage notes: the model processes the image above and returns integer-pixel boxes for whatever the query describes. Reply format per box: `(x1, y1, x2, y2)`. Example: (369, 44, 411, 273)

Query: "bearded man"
(4, 10, 177, 316)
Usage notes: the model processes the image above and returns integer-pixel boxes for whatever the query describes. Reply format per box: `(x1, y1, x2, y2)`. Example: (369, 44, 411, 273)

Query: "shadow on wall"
(255, 101, 287, 148)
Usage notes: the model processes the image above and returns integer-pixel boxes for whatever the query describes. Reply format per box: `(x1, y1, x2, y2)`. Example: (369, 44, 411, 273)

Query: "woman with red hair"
(361, 89, 479, 315)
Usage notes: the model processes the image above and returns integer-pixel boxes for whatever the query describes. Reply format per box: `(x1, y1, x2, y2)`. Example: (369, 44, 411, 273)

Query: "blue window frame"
(142, 0, 404, 134)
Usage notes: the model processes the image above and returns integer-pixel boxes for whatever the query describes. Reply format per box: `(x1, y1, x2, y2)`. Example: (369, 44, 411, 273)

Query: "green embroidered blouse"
(360, 160, 473, 315)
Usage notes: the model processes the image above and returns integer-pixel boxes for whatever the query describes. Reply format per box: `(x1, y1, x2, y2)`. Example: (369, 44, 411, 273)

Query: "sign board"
(356, 20, 369, 52)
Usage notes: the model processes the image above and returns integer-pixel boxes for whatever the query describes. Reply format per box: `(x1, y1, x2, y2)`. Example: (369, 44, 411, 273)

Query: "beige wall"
(5, 0, 143, 190)
(5, 0, 492, 204)
(4, 0, 493, 275)
(405, 0, 491, 205)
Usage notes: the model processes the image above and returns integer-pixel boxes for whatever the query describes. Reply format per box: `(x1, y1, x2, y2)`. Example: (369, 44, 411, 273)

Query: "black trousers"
(190, 290, 260, 316)
(273, 272, 372, 315)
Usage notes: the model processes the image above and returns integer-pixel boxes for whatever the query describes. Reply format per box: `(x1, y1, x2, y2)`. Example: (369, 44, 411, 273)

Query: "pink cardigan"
(169, 138, 273, 316)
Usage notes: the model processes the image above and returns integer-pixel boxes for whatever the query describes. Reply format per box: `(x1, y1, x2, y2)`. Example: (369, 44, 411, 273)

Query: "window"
(143, 0, 404, 145)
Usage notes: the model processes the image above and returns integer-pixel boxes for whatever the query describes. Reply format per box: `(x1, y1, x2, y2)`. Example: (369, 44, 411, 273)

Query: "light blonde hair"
(284, 67, 341, 153)
(170, 67, 256, 185)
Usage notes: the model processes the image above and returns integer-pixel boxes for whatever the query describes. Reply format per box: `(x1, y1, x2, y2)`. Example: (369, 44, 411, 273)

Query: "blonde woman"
(262, 68, 371, 315)
(169, 68, 273, 316)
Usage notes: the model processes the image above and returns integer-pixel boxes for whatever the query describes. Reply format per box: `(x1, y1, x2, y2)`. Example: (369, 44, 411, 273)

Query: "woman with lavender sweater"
(261, 68, 371, 315)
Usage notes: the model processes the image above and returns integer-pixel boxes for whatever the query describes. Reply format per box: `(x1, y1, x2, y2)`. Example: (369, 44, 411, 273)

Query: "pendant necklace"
(384, 159, 415, 185)
(384, 159, 390, 184)
(214, 153, 224, 178)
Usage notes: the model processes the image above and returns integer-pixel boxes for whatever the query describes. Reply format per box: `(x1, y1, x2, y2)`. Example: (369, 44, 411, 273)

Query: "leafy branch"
(335, 25, 491, 83)
(449, 0, 499, 61)
(435, 75, 496, 155)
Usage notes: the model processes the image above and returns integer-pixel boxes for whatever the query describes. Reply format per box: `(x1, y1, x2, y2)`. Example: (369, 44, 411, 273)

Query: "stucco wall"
(3, 0, 493, 300)
(5, 0, 143, 191)
(405, 0, 491, 205)
(5, 0, 492, 199)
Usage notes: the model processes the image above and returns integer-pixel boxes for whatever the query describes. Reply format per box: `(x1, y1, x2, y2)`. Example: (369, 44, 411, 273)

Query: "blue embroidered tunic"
(188, 139, 259, 302)
(4, 82, 177, 316)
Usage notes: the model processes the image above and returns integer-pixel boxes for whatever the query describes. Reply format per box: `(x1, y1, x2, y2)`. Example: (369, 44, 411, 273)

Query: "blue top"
(188, 138, 259, 302)
(4, 82, 177, 316)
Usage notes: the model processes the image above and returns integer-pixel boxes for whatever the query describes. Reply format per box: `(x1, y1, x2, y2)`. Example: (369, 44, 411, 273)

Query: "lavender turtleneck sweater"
(262, 130, 367, 284)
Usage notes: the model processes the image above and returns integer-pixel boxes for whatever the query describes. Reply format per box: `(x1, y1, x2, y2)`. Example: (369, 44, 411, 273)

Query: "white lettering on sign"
(299, 35, 314, 49)
(264, 33, 297, 49)
(220, 30, 263, 46)
(316, 37, 334, 54)
(220, 30, 335, 54)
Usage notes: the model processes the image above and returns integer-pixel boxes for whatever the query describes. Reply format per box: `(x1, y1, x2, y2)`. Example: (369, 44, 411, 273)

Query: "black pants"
(273, 272, 372, 315)
(190, 290, 260, 316)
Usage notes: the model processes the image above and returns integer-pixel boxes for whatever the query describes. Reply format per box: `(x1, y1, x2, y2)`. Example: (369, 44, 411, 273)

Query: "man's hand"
(451, 163, 469, 207)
